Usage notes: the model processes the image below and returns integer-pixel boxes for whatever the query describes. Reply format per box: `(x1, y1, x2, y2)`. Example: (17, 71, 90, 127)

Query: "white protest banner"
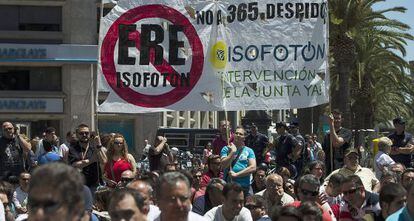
(98, 0, 329, 113)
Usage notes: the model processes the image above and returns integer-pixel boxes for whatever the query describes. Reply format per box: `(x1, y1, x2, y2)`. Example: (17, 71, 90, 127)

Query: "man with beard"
(68, 124, 106, 193)
(0, 122, 31, 178)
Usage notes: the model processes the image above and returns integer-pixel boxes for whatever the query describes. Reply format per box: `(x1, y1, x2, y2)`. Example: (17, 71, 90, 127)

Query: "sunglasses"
(245, 204, 262, 210)
(121, 177, 134, 183)
(114, 141, 124, 145)
(301, 189, 319, 197)
(343, 188, 360, 196)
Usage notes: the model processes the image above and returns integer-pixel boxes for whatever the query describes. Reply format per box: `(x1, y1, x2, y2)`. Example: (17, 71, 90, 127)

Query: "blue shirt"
(38, 152, 61, 165)
(386, 207, 414, 221)
(221, 146, 255, 187)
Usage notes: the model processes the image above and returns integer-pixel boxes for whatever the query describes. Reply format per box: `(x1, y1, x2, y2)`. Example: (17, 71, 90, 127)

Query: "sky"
(373, 0, 414, 62)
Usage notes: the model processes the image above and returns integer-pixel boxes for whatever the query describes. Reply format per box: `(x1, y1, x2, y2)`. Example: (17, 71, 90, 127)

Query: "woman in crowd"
(303, 160, 326, 182)
(103, 134, 136, 188)
(284, 179, 296, 199)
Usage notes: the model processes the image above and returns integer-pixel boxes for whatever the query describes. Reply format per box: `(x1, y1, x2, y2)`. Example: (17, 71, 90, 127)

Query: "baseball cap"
(393, 117, 406, 125)
(344, 148, 358, 157)
(289, 118, 300, 128)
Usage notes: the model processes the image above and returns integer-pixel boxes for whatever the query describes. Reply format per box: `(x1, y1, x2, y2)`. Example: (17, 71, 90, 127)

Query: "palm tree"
(329, 0, 413, 129)
(350, 33, 414, 129)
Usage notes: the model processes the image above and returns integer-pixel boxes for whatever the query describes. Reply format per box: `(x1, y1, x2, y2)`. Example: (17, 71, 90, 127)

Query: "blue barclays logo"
(0, 48, 47, 59)
(0, 100, 47, 110)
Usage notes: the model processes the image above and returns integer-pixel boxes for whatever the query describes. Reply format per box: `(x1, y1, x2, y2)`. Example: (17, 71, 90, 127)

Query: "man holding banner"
(220, 127, 256, 197)
(323, 110, 352, 173)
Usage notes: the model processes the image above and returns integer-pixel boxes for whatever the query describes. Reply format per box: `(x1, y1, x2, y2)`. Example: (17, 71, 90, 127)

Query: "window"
(0, 6, 62, 31)
(194, 134, 217, 149)
(163, 133, 189, 149)
(0, 67, 61, 91)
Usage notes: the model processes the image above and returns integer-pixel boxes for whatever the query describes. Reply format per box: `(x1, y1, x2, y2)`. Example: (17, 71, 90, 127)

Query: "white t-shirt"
(319, 185, 343, 207)
(153, 211, 207, 221)
(0, 199, 5, 221)
(148, 205, 161, 221)
(374, 151, 395, 179)
(59, 142, 70, 158)
(204, 205, 252, 221)
(255, 190, 294, 207)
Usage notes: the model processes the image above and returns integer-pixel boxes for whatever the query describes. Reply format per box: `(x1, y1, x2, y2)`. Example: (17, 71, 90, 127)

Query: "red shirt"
(200, 170, 223, 189)
(104, 158, 132, 183)
(287, 201, 332, 221)
(212, 133, 234, 155)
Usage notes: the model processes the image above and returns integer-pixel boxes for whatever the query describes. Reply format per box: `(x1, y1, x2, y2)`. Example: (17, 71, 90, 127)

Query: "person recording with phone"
(0, 121, 31, 179)
(68, 123, 107, 194)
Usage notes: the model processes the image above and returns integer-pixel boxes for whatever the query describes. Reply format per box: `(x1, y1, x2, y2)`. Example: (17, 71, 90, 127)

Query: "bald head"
(127, 180, 153, 200)
(2, 121, 15, 139)
(121, 170, 135, 179)
(265, 173, 285, 202)
(266, 173, 283, 184)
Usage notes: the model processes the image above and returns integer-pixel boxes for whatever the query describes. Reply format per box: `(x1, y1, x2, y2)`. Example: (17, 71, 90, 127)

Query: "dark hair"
(109, 188, 145, 213)
(380, 170, 398, 183)
(94, 187, 113, 211)
(246, 195, 266, 208)
(298, 202, 322, 221)
(66, 131, 74, 137)
(45, 127, 56, 134)
(29, 163, 85, 213)
(76, 123, 89, 133)
(178, 170, 194, 186)
(270, 205, 302, 221)
(42, 140, 54, 152)
(0, 181, 13, 202)
(343, 175, 363, 188)
(328, 173, 345, 186)
(332, 109, 342, 116)
(256, 165, 268, 173)
(296, 174, 320, 190)
(401, 168, 414, 180)
(302, 161, 325, 179)
(379, 183, 406, 207)
(222, 182, 243, 198)
(156, 172, 190, 199)
(205, 178, 226, 213)
(207, 155, 221, 167)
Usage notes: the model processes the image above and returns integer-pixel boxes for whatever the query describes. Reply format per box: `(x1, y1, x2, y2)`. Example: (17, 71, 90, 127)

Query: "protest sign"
(98, 0, 329, 113)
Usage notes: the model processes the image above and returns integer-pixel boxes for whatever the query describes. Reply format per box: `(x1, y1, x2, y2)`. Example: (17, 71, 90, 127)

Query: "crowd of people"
(0, 110, 414, 221)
